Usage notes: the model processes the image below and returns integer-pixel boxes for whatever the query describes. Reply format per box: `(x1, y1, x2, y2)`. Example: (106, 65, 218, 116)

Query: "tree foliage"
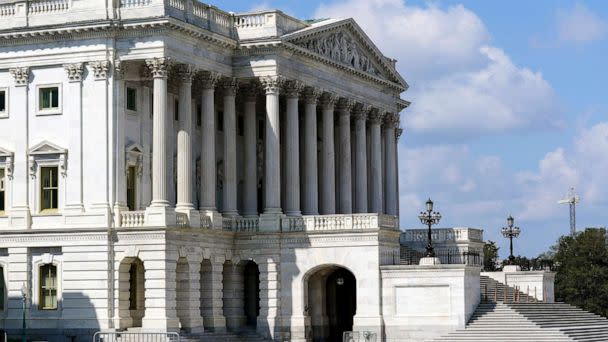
(554, 228, 608, 318)
(483, 240, 499, 271)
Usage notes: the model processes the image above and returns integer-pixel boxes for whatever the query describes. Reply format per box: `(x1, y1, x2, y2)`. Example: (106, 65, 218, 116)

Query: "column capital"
(320, 92, 339, 109)
(352, 103, 372, 121)
(368, 108, 385, 124)
(64, 63, 84, 83)
(221, 77, 239, 96)
(396, 127, 404, 140)
(303, 87, 323, 105)
(337, 98, 356, 113)
(384, 112, 400, 128)
(242, 83, 258, 102)
(283, 80, 305, 98)
(259, 75, 284, 95)
(9, 67, 29, 86)
(90, 61, 110, 80)
(113, 59, 125, 80)
(199, 71, 222, 90)
(176, 64, 195, 83)
(145, 57, 171, 79)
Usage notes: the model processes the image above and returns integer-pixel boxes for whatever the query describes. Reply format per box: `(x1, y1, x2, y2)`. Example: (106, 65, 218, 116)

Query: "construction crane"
(558, 187, 580, 236)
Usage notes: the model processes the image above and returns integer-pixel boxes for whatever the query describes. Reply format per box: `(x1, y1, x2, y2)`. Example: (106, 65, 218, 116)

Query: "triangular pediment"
(28, 140, 66, 155)
(0, 147, 13, 157)
(283, 18, 408, 90)
(126, 143, 143, 155)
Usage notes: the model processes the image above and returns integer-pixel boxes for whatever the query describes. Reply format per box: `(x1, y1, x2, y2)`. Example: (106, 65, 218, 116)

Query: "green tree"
(483, 240, 500, 271)
(554, 228, 608, 317)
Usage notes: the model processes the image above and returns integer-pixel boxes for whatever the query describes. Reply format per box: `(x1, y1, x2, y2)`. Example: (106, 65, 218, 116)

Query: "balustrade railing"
(298, 213, 398, 232)
(28, 0, 69, 15)
(120, 0, 151, 8)
(402, 227, 483, 243)
(223, 217, 259, 232)
(200, 214, 212, 229)
(176, 212, 189, 228)
(235, 14, 267, 28)
(0, 3, 16, 17)
(120, 211, 145, 227)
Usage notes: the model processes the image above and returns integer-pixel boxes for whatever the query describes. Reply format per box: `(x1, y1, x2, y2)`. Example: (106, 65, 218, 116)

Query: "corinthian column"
(146, 58, 170, 207)
(384, 113, 399, 215)
(337, 98, 355, 214)
(222, 78, 239, 217)
(353, 104, 370, 213)
(302, 87, 322, 215)
(199, 71, 221, 214)
(319, 92, 338, 215)
(242, 85, 258, 217)
(260, 76, 283, 216)
(283, 80, 305, 216)
(64, 63, 85, 213)
(369, 110, 384, 214)
(176, 65, 195, 213)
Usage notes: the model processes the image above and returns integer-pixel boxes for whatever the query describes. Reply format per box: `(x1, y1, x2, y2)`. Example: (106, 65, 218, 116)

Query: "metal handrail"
(93, 331, 180, 342)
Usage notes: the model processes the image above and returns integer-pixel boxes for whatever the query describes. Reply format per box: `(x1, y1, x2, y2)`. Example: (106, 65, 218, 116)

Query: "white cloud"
(557, 3, 606, 44)
(315, 0, 562, 141)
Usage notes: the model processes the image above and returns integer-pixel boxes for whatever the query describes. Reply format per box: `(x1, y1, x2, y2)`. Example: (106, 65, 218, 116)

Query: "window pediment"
(0, 147, 13, 179)
(28, 141, 67, 178)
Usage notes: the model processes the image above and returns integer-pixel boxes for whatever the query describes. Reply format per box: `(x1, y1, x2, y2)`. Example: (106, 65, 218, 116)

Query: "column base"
(259, 212, 283, 232)
(200, 209, 223, 229)
(144, 205, 176, 227)
(9, 206, 31, 229)
(419, 257, 442, 266)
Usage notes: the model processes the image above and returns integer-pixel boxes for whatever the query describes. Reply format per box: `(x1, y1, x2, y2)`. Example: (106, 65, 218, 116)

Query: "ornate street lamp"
(419, 198, 442, 257)
(501, 215, 521, 264)
(20, 283, 27, 342)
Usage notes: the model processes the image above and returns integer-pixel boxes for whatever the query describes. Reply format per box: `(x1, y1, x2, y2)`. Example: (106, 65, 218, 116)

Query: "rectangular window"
(39, 87, 59, 111)
(39, 264, 57, 310)
(127, 166, 136, 211)
(0, 90, 6, 114)
(126, 87, 137, 112)
(0, 265, 4, 311)
(0, 168, 5, 214)
(174, 99, 179, 121)
(40, 167, 58, 212)
(196, 104, 202, 127)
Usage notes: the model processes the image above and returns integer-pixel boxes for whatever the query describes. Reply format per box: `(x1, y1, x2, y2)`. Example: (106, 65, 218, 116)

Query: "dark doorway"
(243, 261, 260, 326)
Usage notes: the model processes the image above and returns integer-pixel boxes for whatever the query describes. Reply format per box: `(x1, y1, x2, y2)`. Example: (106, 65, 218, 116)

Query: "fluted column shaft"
(284, 81, 304, 216)
(147, 58, 170, 207)
(222, 79, 239, 217)
(384, 113, 399, 215)
(261, 76, 282, 214)
(176, 68, 195, 211)
(369, 111, 384, 213)
(337, 98, 354, 214)
(200, 72, 220, 212)
(319, 93, 338, 215)
(243, 88, 258, 217)
(353, 105, 369, 213)
(302, 88, 321, 215)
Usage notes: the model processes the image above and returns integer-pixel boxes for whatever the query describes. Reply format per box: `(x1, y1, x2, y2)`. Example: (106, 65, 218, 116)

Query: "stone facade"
(0, 1, 484, 342)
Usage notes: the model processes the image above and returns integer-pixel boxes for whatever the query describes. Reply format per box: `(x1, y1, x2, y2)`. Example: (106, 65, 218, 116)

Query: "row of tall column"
(142, 59, 401, 221)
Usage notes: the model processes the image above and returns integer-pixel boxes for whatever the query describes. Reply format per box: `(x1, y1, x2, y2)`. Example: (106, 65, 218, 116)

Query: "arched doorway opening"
(118, 257, 145, 329)
(305, 265, 356, 342)
(243, 261, 260, 327)
(200, 259, 213, 330)
(175, 257, 190, 331)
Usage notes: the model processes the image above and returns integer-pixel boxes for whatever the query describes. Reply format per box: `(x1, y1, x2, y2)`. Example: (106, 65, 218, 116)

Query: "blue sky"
(211, 0, 607, 258)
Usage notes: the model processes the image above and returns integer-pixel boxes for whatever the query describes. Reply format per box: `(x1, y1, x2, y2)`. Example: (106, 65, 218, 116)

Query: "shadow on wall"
(0, 291, 99, 342)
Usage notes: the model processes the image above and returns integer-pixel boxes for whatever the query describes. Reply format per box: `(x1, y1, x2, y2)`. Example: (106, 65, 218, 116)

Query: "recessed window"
(39, 264, 58, 310)
(127, 166, 136, 211)
(196, 104, 202, 127)
(0, 89, 6, 116)
(39, 87, 59, 111)
(40, 167, 58, 213)
(174, 99, 179, 121)
(0, 168, 5, 214)
(126, 87, 137, 112)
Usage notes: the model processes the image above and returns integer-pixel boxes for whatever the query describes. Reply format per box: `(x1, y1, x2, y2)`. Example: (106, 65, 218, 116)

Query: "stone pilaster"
(302, 87, 322, 215)
(201, 258, 227, 332)
(183, 259, 204, 333)
(337, 98, 355, 214)
(64, 63, 85, 213)
(319, 92, 338, 215)
(8, 67, 30, 229)
(368, 110, 384, 214)
(353, 103, 370, 214)
(222, 78, 239, 217)
(223, 262, 246, 331)
(242, 85, 258, 217)
(175, 66, 196, 217)
(141, 258, 180, 330)
(283, 80, 305, 216)
(114, 61, 128, 212)
(257, 259, 280, 340)
(384, 113, 399, 215)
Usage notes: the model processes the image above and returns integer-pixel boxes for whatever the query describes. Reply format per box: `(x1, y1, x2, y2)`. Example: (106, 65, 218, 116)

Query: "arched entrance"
(305, 266, 357, 342)
(118, 257, 145, 329)
(175, 257, 190, 330)
(243, 261, 260, 327)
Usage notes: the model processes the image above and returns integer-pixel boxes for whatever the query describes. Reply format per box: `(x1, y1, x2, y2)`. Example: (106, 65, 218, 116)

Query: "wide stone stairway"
(181, 327, 271, 342)
(429, 276, 608, 341)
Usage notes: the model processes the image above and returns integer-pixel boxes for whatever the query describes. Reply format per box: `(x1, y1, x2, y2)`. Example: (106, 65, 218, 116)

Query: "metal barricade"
(93, 332, 180, 342)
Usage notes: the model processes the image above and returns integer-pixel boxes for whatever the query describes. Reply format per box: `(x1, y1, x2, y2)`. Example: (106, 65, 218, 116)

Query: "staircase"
(181, 327, 271, 342)
(480, 275, 538, 303)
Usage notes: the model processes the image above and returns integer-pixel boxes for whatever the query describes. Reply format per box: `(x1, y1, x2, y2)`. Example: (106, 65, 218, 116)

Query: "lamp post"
(20, 283, 27, 342)
(418, 198, 442, 257)
(501, 215, 521, 264)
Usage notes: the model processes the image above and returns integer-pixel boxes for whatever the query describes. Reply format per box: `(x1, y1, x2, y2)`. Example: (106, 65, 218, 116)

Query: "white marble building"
(0, 1, 489, 342)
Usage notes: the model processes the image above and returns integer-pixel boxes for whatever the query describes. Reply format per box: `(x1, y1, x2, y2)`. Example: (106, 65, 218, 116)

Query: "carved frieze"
(293, 30, 381, 77)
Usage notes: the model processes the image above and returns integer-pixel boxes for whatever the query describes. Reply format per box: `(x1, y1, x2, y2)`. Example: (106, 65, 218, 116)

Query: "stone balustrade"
(175, 212, 189, 228)
(120, 211, 146, 227)
(401, 227, 484, 243)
